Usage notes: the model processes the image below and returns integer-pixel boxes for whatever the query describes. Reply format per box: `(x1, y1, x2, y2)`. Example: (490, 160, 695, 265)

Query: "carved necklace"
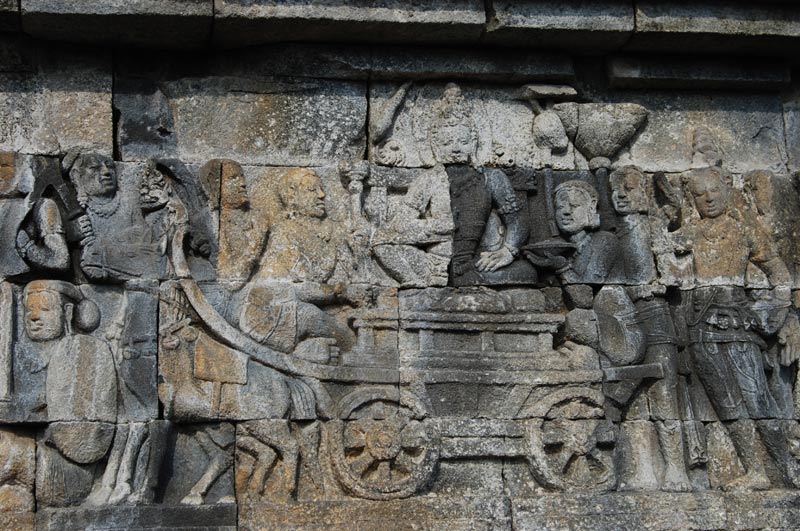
(86, 194, 121, 218)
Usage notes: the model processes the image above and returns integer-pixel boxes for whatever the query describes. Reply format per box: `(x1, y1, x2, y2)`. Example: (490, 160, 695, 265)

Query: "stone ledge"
(20, 0, 213, 49)
(1, 1, 799, 57)
(628, 1, 800, 55)
(484, 0, 635, 52)
(213, 0, 487, 48)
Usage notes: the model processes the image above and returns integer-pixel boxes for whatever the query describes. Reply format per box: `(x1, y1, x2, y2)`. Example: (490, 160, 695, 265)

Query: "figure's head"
(431, 83, 477, 165)
(685, 167, 730, 219)
(139, 162, 171, 212)
(554, 180, 600, 235)
(69, 153, 117, 201)
(199, 159, 248, 211)
(220, 160, 248, 210)
(23, 280, 100, 342)
(609, 166, 648, 215)
(279, 168, 326, 219)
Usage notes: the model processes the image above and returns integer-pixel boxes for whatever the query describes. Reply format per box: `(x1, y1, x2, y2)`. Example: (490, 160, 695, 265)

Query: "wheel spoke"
(343, 422, 368, 450)
(393, 450, 416, 474)
(349, 452, 376, 478)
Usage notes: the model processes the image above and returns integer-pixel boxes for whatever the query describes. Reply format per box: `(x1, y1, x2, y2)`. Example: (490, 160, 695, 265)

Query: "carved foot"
(84, 485, 113, 507)
(180, 492, 205, 505)
(661, 467, 692, 492)
(107, 481, 132, 505)
(723, 472, 770, 491)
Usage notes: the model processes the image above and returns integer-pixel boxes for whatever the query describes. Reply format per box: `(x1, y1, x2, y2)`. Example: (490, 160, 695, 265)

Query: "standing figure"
(676, 167, 800, 490)
(606, 166, 691, 491)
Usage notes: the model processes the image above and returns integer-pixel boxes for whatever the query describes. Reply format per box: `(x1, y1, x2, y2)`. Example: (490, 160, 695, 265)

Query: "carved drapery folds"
(2, 74, 800, 530)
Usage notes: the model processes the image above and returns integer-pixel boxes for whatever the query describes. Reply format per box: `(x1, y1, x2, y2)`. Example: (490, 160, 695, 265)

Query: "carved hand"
(476, 247, 514, 272)
(78, 214, 96, 245)
(778, 312, 800, 366)
(15, 230, 31, 257)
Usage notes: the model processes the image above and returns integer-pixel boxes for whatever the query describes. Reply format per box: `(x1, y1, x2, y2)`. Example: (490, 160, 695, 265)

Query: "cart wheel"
(525, 387, 617, 491)
(328, 387, 439, 500)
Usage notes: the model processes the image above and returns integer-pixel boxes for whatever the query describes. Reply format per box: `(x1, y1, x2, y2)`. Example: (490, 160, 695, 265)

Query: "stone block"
(608, 56, 791, 92)
(369, 81, 577, 170)
(0, 281, 158, 423)
(0, 42, 111, 156)
(160, 423, 236, 506)
(35, 505, 237, 531)
(630, 2, 800, 55)
(239, 497, 510, 531)
(21, 0, 212, 49)
(213, 0, 486, 48)
(0, 427, 35, 530)
(598, 93, 790, 174)
(485, 1, 634, 52)
(115, 74, 366, 166)
(784, 85, 800, 174)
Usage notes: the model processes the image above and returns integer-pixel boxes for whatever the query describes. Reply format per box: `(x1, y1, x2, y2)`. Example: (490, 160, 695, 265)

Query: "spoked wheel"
(328, 387, 439, 500)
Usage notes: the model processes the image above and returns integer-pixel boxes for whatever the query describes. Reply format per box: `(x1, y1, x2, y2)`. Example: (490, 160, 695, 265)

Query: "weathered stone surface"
(5, 11, 800, 530)
(485, 1, 635, 52)
(213, 0, 486, 48)
(608, 56, 792, 92)
(116, 75, 366, 166)
(36, 504, 236, 531)
(369, 81, 578, 170)
(21, 0, 212, 49)
(0, 427, 35, 527)
(240, 497, 510, 531)
(630, 2, 800, 55)
(511, 491, 800, 531)
(0, 43, 111, 156)
(598, 93, 790, 174)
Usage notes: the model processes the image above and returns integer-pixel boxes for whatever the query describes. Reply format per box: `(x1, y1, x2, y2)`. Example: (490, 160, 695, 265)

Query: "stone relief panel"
(3, 65, 800, 530)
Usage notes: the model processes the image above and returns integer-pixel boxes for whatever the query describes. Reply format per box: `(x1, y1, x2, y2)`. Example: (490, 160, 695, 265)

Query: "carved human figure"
(240, 168, 355, 358)
(69, 153, 162, 281)
(427, 83, 533, 286)
(607, 166, 691, 491)
(675, 167, 800, 489)
(212, 160, 262, 285)
(139, 161, 189, 278)
(545, 180, 619, 284)
(24, 280, 118, 505)
(12, 197, 70, 276)
(342, 161, 454, 288)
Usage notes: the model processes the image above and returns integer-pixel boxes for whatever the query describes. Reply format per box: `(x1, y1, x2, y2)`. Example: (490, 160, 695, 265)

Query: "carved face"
(139, 167, 169, 212)
(610, 171, 647, 215)
(555, 188, 596, 235)
(285, 170, 326, 219)
(689, 171, 729, 219)
(75, 155, 117, 198)
(434, 122, 476, 165)
(24, 291, 64, 342)
(221, 166, 248, 210)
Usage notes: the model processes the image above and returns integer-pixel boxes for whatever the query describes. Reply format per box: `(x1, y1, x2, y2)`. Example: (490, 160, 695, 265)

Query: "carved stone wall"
(2, 3, 800, 530)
